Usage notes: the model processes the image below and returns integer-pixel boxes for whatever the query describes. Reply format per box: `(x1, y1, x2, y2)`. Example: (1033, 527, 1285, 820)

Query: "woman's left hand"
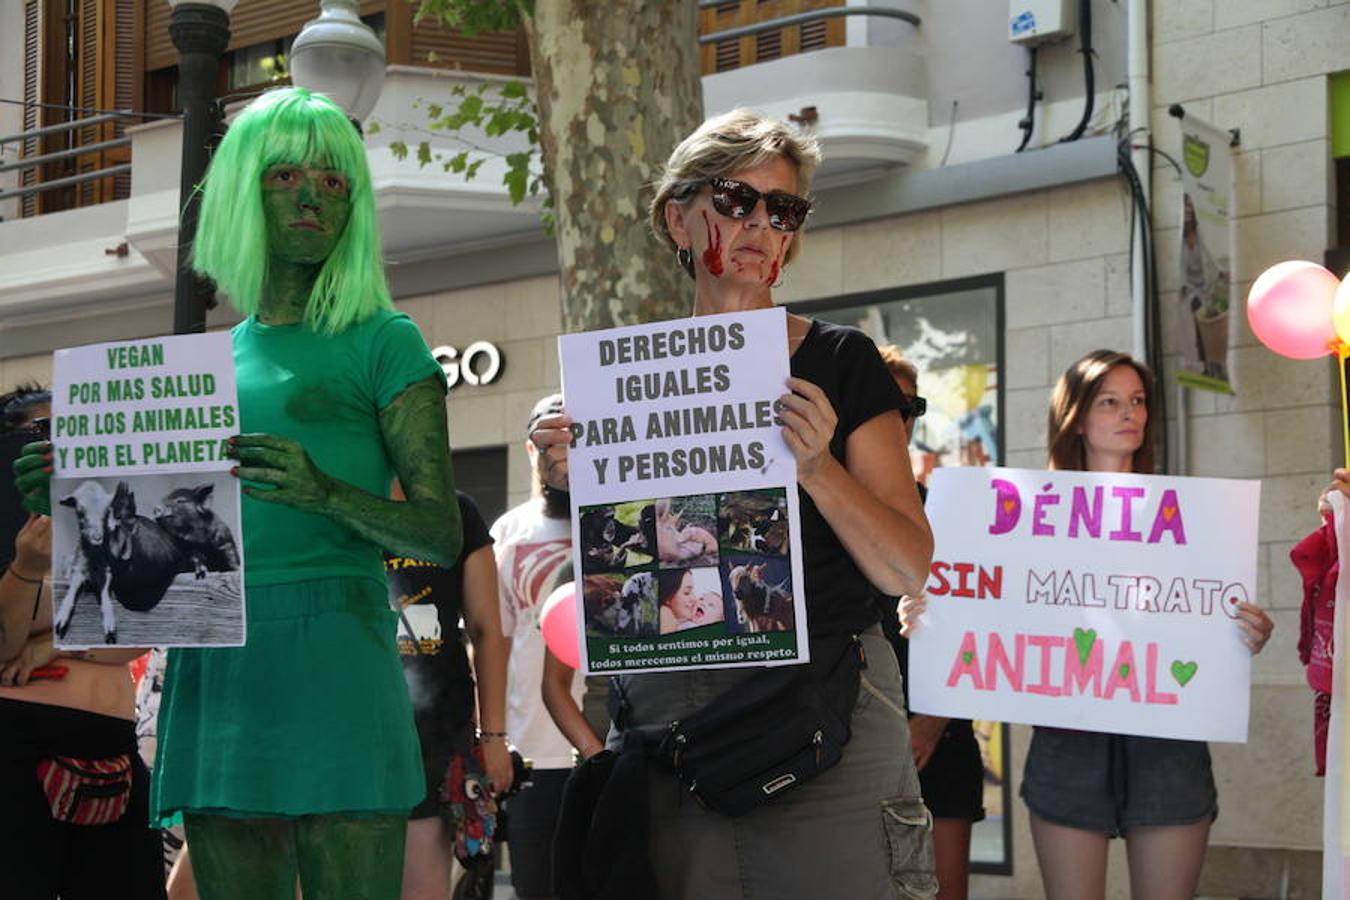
(481, 739, 514, 794)
(229, 434, 335, 513)
(778, 377, 838, 484)
(1235, 601, 1274, 654)
(1, 630, 57, 686)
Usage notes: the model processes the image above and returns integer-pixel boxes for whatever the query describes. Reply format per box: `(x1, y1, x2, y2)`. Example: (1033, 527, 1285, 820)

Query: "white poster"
(558, 307, 808, 674)
(909, 467, 1259, 743)
(49, 333, 245, 648)
(1177, 114, 1236, 393)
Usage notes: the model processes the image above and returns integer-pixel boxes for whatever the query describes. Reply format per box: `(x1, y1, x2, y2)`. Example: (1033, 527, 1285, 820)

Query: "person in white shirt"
(491, 394, 583, 900)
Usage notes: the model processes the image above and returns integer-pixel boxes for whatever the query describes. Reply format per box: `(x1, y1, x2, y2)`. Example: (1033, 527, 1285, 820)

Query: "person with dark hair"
(1020, 349, 1272, 899)
(0, 385, 165, 900)
(656, 568, 696, 634)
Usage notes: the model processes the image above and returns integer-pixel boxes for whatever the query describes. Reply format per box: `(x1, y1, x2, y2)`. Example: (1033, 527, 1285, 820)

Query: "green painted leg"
(183, 814, 298, 900)
(295, 813, 407, 900)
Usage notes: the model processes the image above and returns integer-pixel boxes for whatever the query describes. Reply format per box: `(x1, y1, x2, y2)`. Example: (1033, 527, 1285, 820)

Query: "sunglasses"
(898, 393, 927, 422)
(706, 177, 813, 232)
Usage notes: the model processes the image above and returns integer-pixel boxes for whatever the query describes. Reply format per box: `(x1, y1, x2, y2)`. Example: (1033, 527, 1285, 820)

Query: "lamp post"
(168, 0, 236, 335)
(289, 0, 387, 123)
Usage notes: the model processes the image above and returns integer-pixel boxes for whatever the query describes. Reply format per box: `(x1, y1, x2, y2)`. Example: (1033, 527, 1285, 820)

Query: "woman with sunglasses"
(532, 109, 936, 899)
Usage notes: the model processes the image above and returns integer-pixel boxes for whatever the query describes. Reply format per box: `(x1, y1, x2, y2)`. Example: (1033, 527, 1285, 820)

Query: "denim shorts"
(1020, 728, 1217, 836)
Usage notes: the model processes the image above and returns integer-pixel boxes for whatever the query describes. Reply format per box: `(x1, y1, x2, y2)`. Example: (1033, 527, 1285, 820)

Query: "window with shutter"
(699, 0, 846, 75)
(20, 0, 43, 218)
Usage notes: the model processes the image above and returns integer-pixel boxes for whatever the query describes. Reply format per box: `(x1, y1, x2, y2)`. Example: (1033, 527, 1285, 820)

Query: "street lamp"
(168, 0, 236, 335)
(289, 0, 387, 122)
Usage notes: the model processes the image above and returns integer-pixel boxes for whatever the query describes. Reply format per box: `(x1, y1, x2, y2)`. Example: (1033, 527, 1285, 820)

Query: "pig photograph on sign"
(559, 307, 809, 674)
(50, 332, 246, 648)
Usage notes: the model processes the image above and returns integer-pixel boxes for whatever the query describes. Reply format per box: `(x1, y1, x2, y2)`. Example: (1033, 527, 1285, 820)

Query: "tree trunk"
(523, 1, 704, 332)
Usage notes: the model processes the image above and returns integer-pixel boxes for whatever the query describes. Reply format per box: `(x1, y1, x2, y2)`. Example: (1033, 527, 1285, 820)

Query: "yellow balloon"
(1336, 270, 1350, 348)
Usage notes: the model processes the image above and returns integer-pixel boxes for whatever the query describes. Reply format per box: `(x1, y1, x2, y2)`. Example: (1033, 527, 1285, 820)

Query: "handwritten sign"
(558, 307, 808, 674)
(909, 467, 1259, 743)
(49, 334, 245, 649)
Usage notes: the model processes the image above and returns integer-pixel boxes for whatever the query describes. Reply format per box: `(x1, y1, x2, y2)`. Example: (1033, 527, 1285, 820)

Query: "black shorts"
(502, 767, 571, 898)
(409, 716, 475, 820)
(1020, 727, 1217, 836)
(916, 717, 986, 822)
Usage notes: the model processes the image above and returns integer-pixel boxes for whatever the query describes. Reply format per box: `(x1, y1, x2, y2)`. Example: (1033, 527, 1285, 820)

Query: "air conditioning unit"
(1009, 0, 1076, 45)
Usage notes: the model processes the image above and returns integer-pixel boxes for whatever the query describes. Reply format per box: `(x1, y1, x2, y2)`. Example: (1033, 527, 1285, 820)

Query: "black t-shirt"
(384, 492, 493, 745)
(791, 320, 906, 635)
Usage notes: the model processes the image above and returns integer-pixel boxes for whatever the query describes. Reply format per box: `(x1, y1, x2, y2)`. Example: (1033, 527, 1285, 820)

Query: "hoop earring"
(676, 247, 693, 270)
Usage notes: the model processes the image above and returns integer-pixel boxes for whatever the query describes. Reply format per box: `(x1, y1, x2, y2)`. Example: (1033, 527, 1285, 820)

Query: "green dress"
(151, 310, 445, 823)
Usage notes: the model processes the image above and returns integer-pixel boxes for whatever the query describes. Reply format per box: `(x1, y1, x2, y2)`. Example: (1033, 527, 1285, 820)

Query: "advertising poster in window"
(558, 307, 808, 675)
(49, 333, 245, 649)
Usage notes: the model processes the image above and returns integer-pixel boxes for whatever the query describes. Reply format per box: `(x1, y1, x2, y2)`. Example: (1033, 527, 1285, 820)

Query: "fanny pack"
(616, 632, 866, 818)
(35, 753, 134, 826)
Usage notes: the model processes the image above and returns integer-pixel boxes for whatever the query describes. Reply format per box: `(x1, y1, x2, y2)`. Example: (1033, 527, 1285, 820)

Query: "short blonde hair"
(650, 109, 822, 277)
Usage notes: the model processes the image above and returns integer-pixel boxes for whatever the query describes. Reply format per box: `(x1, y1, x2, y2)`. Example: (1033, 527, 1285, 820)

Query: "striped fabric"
(35, 754, 133, 825)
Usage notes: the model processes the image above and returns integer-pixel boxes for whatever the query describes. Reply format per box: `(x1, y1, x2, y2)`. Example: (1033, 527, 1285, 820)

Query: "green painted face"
(261, 163, 352, 265)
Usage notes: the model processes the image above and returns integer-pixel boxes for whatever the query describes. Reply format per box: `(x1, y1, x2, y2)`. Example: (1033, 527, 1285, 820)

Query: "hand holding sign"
(777, 376, 838, 484)
(13, 441, 53, 516)
(229, 433, 336, 512)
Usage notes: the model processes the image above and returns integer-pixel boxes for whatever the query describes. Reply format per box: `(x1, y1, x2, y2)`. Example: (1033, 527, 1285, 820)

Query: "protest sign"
(49, 333, 245, 649)
(909, 466, 1259, 742)
(558, 307, 807, 674)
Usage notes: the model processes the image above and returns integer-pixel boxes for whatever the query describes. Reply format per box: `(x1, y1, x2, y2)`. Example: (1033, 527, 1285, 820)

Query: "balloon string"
(1339, 343, 1350, 468)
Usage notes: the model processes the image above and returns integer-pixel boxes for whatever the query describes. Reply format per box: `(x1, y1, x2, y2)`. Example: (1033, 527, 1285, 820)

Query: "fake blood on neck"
(700, 211, 724, 277)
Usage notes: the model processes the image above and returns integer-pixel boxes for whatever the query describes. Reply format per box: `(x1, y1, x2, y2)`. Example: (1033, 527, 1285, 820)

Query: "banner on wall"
(50, 333, 245, 649)
(1176, 114, 1237, 394)
(558, 307, 808, 675)
(909, 466, 1259, 742)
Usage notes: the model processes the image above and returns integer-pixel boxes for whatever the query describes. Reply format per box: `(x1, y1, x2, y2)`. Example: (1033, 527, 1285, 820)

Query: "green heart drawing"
(962, 651, 974, 665)
(1072, 628, 1097, 666)
(1118, 663, 1131, 679)
(1171, 660, 1198, 687)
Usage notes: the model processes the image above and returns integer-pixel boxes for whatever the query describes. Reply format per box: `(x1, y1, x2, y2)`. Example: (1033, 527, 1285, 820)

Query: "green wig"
(192, 87, 392, 334)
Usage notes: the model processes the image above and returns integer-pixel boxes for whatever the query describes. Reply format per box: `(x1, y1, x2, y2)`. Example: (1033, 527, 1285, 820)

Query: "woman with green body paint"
(16, 88, 462, 899)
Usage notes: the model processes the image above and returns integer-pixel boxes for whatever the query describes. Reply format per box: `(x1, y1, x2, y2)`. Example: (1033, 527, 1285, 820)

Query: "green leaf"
(416, 142, 433, 167)
(500, 80, 528, 100)
(465, 158, 485, 180)
(503, 164, 528, 205)
(459, 94, 484, 119)
(389, 140, 408, 160)
(365, 120, 382, 135)
(448, 151, 469, 174)
(426, 103, 443, 119)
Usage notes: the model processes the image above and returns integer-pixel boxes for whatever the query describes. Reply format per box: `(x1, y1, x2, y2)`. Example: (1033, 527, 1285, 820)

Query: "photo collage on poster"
(579, 488, 793, 643)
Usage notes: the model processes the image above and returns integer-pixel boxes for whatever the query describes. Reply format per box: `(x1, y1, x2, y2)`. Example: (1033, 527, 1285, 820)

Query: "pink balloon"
(1247, 261, 1340, 360)
(540, 581, 581, 669)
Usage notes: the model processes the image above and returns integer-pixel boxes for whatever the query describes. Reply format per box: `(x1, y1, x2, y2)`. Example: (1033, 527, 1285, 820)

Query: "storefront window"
(792, 275, 1013, 874)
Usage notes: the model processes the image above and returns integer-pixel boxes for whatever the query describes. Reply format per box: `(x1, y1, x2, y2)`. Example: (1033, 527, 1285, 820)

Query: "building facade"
(2, 1, 1348, 895)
